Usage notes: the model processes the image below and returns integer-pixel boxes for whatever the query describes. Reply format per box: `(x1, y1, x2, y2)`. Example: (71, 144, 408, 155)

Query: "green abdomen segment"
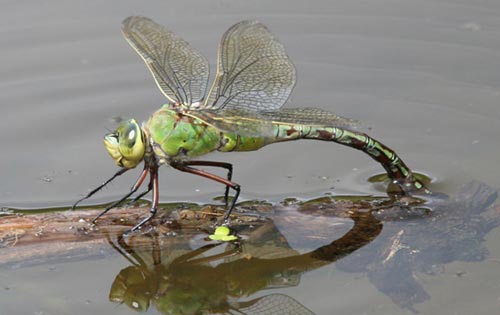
(217, 133, 271, 152)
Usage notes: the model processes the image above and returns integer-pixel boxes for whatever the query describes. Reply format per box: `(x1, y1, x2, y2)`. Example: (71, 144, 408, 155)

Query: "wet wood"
(0, 201, 296, 266)
(0, 200, 360, 267)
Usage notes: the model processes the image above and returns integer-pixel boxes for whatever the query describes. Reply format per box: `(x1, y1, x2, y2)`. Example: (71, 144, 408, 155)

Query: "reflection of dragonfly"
(105, 210, 381, 315)
(74, 16, 430, 231)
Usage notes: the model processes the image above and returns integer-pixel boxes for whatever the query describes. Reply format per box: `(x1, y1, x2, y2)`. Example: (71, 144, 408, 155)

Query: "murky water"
(1, 0, 500, 314)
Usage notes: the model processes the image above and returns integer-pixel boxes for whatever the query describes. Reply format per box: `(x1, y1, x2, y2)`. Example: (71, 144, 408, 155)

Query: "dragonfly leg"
(127, 181, 153, 205)
(72, 168, 128, 210)
(130, 165, 159, 232)
(177, 243, 242, 265)
(170, 162, 240, 223)
(92, 165, 149, 224)
(183, 161, 233, 206)
(170, 243, 222, 264)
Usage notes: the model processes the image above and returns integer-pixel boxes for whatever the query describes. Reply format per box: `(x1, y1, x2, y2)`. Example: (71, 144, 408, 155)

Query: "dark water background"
(1, 0, 500, 314)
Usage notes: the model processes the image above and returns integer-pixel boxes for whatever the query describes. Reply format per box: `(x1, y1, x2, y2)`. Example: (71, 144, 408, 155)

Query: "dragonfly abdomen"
(276, 124, 428, 193)
(217, 132, 271, 152)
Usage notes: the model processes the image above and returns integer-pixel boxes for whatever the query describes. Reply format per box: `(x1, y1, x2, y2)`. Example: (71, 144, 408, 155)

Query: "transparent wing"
(229, 294, 316, 315)
(122, 16, 209, 105)
(203, 20, 296, 112)
(184, 109, 276, 138)
(184, 107, 357, 138)
(258, 108, 357, 129)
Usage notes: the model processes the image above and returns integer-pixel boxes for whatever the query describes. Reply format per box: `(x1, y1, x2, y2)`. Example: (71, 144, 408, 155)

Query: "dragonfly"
(73, 16, 430, 232)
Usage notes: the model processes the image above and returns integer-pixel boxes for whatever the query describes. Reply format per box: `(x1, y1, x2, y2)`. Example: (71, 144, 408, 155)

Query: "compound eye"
(121, 123, 138, 148)
(115, 119, 145, 169)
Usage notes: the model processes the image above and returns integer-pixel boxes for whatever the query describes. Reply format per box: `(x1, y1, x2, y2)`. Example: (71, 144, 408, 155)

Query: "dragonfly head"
(104, 119, 145, 169)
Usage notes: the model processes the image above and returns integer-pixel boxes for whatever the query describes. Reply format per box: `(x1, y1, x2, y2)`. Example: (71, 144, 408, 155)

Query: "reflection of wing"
(122, 16, 209, 105)
(204, 20, 296, 112)
(232, 294, 316, 315)
(185, 107, 357, 138)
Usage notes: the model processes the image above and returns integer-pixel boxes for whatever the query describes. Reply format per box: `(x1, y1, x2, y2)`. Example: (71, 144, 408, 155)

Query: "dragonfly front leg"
(72, 168, 128, 210)
(92, 165, 149, 224)
(183, 160, 233, 207)
(170, 161, 240, 223)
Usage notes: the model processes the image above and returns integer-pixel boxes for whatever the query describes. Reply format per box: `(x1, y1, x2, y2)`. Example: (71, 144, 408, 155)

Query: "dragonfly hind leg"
(183, 160, 234, 207)
(171, 161, 240, 224)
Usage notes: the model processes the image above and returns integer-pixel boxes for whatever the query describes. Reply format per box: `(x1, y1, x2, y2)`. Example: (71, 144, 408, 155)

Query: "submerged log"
(0, 197, 376, 267)
(1, 181, 498, 276)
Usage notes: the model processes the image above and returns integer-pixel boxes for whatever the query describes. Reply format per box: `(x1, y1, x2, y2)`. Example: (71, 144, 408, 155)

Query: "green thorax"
(144, 106, 219, 161)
